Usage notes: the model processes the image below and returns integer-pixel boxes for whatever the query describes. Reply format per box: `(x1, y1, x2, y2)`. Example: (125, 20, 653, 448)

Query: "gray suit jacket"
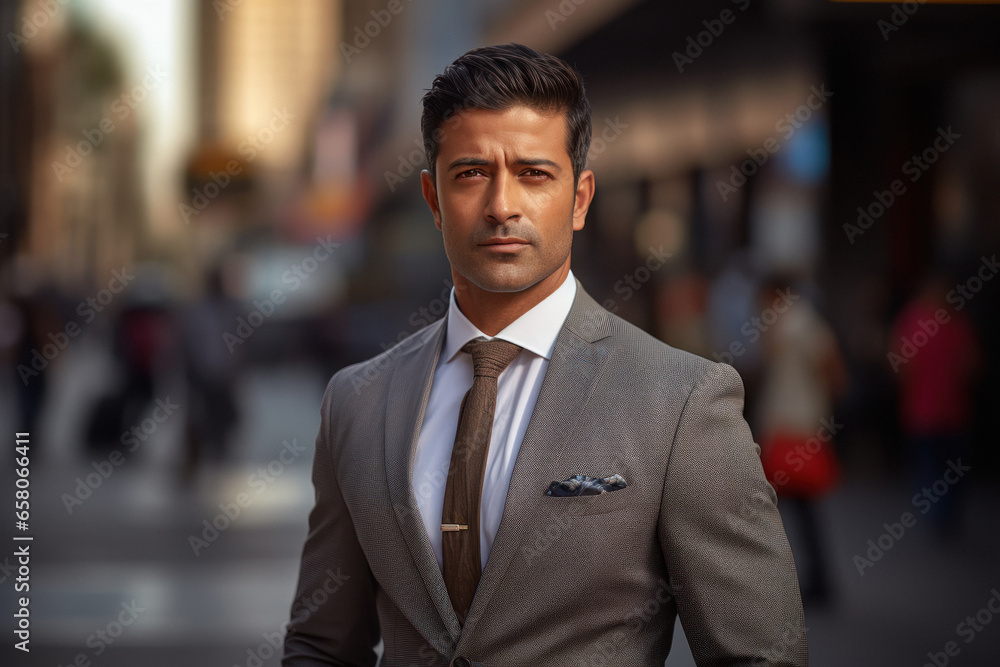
(283, 282, 807, 666)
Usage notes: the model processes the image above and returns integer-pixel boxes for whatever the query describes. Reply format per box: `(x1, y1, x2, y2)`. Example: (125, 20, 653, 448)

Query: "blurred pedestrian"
(890, 272, 981, 536)
(6, 293, 54, 437)
(756, 277, 847, 606)
(179, 264, 243, 482)
(86, 273, 176, 455)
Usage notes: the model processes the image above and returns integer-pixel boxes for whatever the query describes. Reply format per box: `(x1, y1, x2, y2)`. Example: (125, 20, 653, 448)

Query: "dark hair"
(421, 43, 591, 182)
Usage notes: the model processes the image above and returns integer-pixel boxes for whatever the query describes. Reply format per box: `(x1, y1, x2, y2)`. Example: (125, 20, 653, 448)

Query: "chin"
(452, 251, 569, 295)
(469, 276, 536, 293)
(463, 267, 542, 294)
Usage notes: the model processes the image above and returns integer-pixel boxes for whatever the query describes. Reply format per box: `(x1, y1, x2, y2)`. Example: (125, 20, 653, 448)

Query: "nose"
(483, 170, 521, 224)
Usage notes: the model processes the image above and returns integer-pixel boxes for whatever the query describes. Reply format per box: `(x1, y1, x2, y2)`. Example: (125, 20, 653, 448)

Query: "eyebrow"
(446, 157, 563, 172)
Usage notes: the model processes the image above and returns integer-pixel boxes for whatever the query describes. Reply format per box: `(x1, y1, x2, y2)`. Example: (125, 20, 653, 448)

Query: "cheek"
(535, 196, 577, 242)
(524, 186, 563, 210)
(438, 215, 473, 258)
(439, 190, 481, 224)
(439, 208, 472, 241)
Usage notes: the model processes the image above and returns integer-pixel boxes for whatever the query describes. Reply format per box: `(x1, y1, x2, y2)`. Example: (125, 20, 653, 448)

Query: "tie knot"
(462, 339, 522, 379)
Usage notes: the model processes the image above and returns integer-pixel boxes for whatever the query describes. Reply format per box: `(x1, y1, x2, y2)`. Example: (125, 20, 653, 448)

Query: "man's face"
(421, 105, 594, 294)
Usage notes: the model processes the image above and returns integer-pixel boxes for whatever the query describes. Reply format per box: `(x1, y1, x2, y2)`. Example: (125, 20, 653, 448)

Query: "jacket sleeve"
(658, 362, 808, 666)
(282, 374, 381, 666)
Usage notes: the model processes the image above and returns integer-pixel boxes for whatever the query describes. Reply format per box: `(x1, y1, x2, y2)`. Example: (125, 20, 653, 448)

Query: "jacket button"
(451, 658, 472, 667)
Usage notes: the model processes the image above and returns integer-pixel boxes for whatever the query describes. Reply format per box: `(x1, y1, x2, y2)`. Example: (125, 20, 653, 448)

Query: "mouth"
(480, 237, 530, 252)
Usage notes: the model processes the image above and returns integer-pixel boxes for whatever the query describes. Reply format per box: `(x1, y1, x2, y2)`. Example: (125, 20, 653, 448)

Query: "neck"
(453, 263, 571, 336)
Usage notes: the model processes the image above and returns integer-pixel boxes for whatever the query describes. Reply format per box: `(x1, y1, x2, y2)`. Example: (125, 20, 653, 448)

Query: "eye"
(456, 168, 486, 179)
(521, 168, 551, 179)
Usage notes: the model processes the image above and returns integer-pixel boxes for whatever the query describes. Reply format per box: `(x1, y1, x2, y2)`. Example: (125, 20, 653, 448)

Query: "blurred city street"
(4, 0, 1000, 665)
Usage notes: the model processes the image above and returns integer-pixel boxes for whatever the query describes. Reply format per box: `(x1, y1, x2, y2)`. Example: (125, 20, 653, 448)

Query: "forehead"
(435, 106, 570, 163)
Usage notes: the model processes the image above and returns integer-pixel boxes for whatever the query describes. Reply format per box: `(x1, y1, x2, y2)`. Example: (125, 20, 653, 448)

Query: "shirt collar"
(442, 270, 577, 364)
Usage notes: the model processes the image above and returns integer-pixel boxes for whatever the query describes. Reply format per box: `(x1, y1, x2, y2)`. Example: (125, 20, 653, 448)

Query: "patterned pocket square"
(545, 474, 627, 497)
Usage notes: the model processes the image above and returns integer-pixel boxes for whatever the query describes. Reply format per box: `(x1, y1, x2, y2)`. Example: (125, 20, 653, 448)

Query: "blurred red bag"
(760, 432, 841, 498)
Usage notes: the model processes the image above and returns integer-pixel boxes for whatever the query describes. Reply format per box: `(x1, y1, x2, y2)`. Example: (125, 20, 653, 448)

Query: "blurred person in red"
(86, 272, 176, 453)
(889, 272, 981, 535)
(756, 277, 847, 606)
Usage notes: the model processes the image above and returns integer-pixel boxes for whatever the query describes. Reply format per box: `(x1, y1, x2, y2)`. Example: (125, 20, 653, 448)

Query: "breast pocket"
(542, 485, 633, 518)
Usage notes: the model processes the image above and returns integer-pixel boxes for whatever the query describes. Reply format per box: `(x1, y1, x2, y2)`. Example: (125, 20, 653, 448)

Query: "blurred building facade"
(185, 0, 344, 267)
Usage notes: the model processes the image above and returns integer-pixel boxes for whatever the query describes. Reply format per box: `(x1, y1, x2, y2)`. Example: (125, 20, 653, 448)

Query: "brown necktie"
(441, 338, 522, 625)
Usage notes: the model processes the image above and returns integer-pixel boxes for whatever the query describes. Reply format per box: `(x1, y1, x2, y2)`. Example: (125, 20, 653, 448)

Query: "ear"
(421, 170, 442, 230)
(572, 169, 595, 232)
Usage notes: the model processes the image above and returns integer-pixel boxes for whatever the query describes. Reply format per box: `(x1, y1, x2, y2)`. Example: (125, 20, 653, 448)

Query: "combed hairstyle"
(421, 43, 591, 183)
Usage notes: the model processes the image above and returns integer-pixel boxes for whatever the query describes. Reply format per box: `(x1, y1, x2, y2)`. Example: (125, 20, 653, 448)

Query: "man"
(283, 43, 807, 666)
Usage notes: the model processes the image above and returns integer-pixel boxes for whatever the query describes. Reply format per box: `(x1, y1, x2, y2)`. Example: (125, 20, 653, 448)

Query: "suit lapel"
(460, 284, 614, 636)
(383, 319, 463, 650)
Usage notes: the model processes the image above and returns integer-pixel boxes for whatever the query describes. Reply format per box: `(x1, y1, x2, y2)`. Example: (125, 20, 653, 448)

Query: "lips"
(480, 237, 529, 246)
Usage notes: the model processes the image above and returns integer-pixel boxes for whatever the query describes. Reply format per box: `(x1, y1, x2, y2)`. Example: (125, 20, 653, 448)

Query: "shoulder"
(569, 284, 738, 394)
(618, 310, 744, 410)
(323, 316, 444, 407)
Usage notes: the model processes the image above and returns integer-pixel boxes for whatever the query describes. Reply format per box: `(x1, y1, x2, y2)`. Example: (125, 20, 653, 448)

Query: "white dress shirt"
(411, 271, 577, 572)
